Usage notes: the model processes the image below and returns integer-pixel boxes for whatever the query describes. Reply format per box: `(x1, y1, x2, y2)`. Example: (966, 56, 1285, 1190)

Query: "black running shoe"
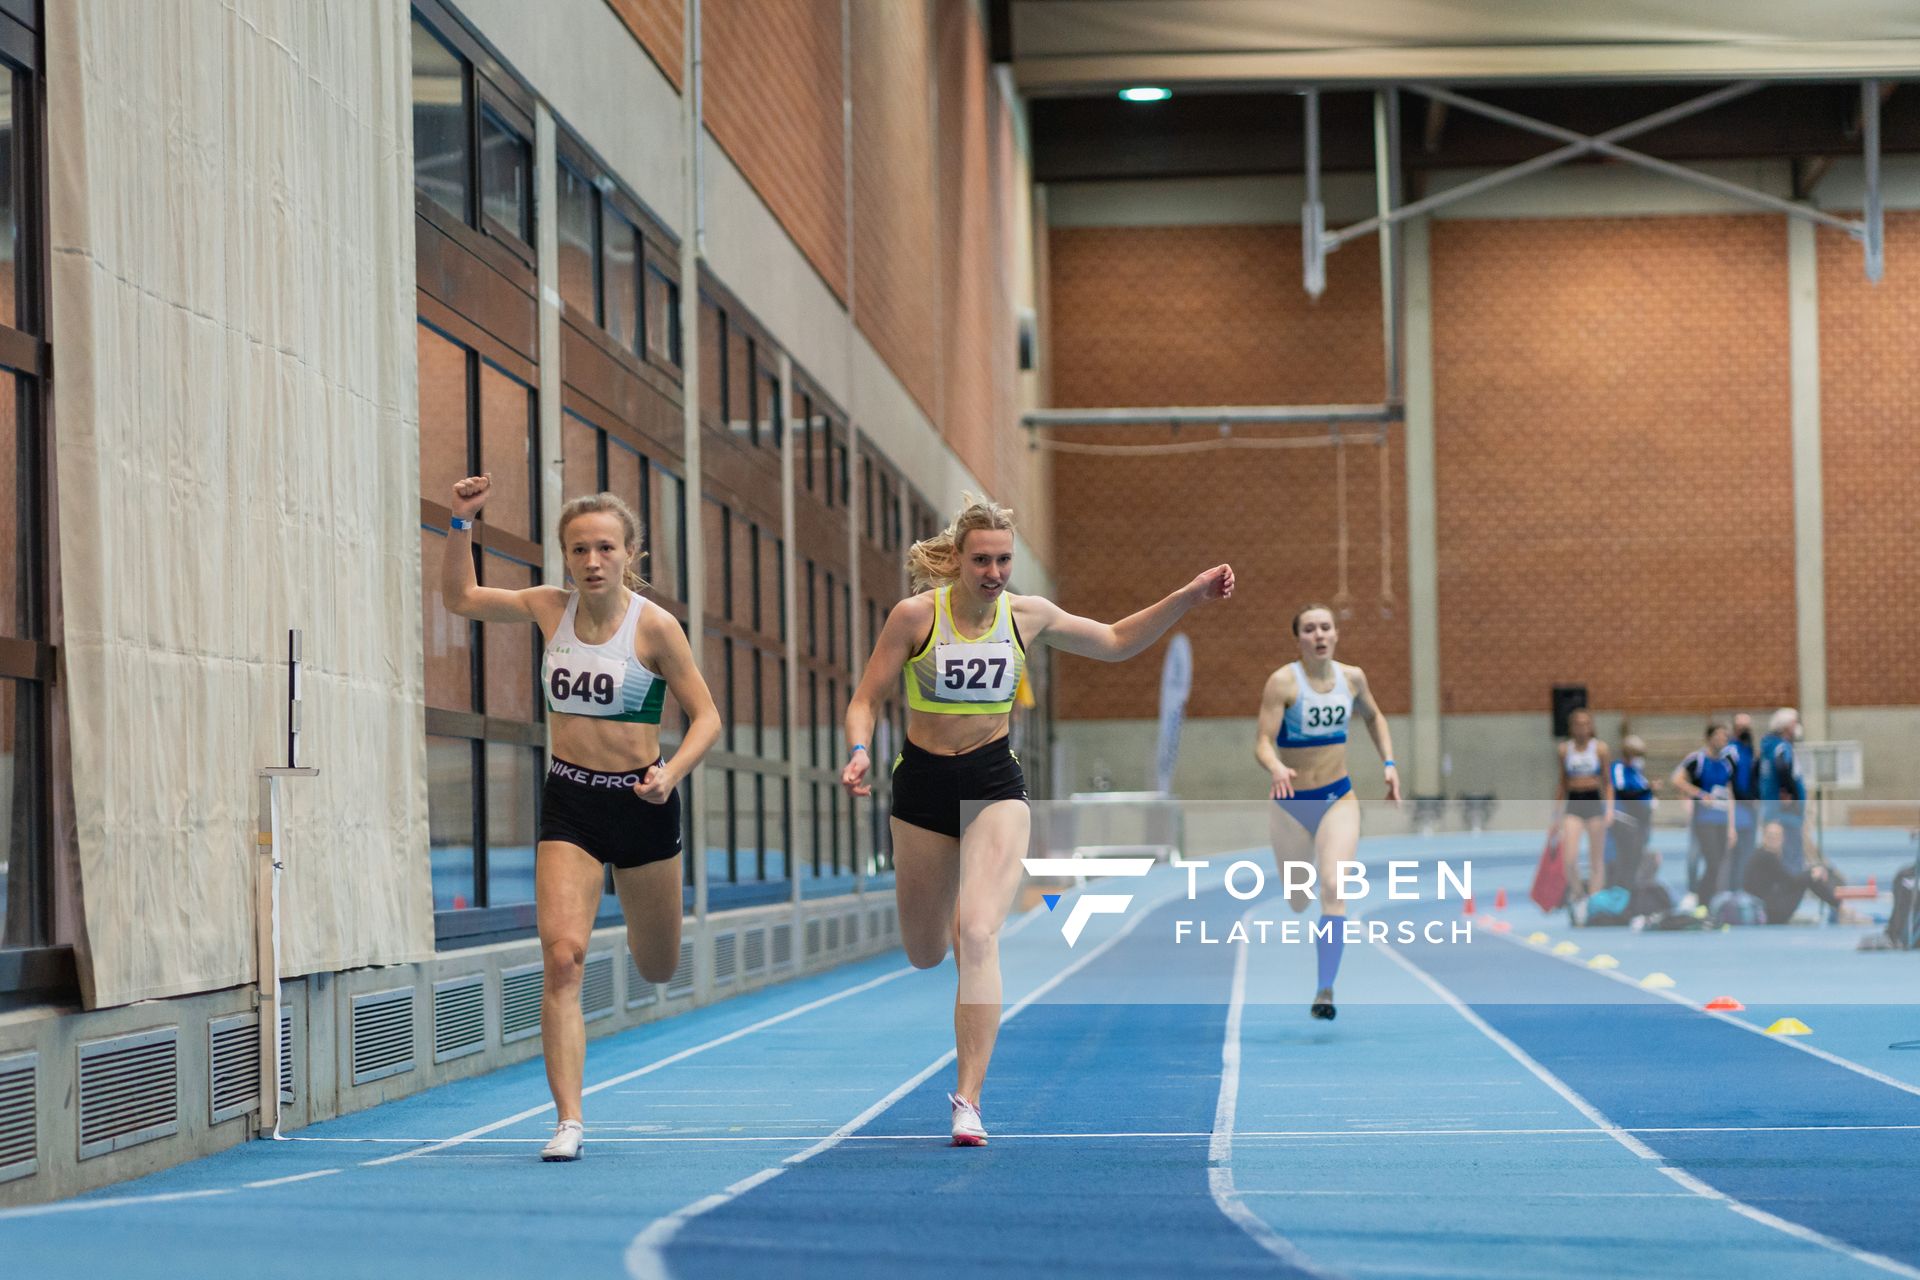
(1310, 987, 1336, 1021)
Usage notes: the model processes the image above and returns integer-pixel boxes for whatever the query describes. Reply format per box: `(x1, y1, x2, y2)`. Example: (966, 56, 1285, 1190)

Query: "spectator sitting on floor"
(1746, 706, 1855, 924)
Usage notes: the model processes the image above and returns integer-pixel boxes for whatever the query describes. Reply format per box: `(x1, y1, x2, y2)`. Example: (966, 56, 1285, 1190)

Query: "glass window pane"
(645, 267, 680, 366)
(485, 743, 540, 906)
(479, 106, 531, 242)
(0, 73, 15, 328)
(421, 527, 475, 712)
(705, 768, 734, 886)
(738, 523, 759, 632)
(762, 535, 783, 643)
(411, 21, 468, 222)
(728, 328, 754, 445)
(427, 735, 476, 911)
(480, 554, 537, 722)
(562, 411, 601, 507)
(0, 371, 18, 637)
(699, 300, 724, 427)
(478, 361, 534, 542)
(608, 439, 643, 526)
(603, 206, 639, 354)
(650, 465, 685, 601)
(733, 646, 758, 758)
(761, 371, 781, 448)
(557, 162, 597, 322)
(1, 676, 39, 946)
(704, 501, 727, 618)
(418, 324, 469, 510)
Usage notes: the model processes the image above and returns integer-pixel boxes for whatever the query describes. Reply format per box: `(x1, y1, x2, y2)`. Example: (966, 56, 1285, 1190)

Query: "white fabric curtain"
(47, 0, 431, 1008)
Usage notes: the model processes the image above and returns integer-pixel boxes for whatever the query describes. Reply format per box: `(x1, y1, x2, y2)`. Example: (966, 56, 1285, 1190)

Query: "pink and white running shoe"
(948, 1093, 988, 1147)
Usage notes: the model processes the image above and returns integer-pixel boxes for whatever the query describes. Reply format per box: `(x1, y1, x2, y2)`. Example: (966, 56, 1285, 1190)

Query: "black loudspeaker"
(1551, 685, 1589, 738)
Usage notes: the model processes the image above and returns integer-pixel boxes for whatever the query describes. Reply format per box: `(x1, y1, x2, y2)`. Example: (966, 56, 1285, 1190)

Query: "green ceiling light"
(1118, 87, 1171, 103)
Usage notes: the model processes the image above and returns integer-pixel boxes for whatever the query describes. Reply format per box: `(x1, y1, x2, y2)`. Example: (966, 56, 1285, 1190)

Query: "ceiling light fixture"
(1118, 87, 1171, 103)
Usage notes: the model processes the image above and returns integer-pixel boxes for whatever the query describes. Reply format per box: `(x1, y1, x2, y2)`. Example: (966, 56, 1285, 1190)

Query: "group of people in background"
(1557, 707, 1849, 926)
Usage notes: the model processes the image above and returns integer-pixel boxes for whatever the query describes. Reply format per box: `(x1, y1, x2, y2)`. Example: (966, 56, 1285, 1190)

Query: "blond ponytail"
(906, 491, 1016, 592)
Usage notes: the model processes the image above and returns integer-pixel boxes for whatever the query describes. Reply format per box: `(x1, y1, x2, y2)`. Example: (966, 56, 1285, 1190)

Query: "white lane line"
(624, 880, 1183, 1280)
(1380, 941, 1920, 1280)
(244, 1169, 343, 1189)
(0, 1189, 234, 1220)
(1496, 927, 1920, 1101)
(283, 1121, 1920, 1145)
(362, 961, 919, 1167)
(0, 1166, 350, 1221)
(1209, 902, 1334, 1278)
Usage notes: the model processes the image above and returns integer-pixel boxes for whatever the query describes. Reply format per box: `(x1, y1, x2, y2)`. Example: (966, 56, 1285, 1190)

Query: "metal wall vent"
(825, 915, 842, 951)
(433, 975, 487, 1063)
(0, 1051, 37, 1184)
(350, 987, 416, 1087)
(771, 922, 794, 970)
(501, 963, 544, 1043)
(742, 927, 767, 976)
(208, 1014, 260, 1125)
(279, 1009, 296, 1106)
(844, 912, 861, 947)
(867, 908, 882, 945)
(77, 1027, 178, 1160)
(884, 906, 897, 938)
(581, 952, 615, 1022)
(712, 931, 738, 987)
(665, 939, 696, 1000)
(625, 951, 659, 1009)
(806, 917, 823, 959)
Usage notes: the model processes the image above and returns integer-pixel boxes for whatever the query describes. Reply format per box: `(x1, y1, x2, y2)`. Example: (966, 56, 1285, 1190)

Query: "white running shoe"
(541, 1119, 585, 1161)
(948, 1093, 988, 1147)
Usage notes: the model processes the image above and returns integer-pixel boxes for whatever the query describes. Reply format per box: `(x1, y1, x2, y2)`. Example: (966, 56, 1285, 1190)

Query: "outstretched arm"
(1351, 667, 1400, 804)
(1024, 565, 1234, 661)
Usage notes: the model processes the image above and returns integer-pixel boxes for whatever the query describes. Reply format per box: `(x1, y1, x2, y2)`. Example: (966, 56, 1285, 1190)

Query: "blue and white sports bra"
(1564, 738, 1602, 785)
(1277, 662, 1353, 749)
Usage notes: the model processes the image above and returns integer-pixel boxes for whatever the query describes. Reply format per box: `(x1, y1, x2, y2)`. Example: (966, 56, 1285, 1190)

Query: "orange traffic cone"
(1494, 888, 1508, 911)
(1463, 896, 1476, 916)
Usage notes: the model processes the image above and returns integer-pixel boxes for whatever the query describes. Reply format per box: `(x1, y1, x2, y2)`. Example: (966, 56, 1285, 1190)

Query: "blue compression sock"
(1315, 920, 1346, 990)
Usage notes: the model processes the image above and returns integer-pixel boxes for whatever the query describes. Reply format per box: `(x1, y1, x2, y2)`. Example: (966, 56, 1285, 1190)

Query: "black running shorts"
(540, 757, 683, 869)
(889, 736, 1028, 839)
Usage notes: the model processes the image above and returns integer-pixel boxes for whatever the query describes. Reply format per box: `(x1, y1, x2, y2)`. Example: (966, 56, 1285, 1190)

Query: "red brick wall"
(1432, 217, 1797, 714)
(603, 0, 681, 88)
(850, 0, 938, 422)
(601, 1, 1026, 506)
(1818, 211, 1920, 707)
(1047, 225, 1406, 720)
(704, 0, 846, 300)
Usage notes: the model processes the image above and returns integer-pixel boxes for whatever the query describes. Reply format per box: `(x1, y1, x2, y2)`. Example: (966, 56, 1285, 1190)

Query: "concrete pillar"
(1787, 216, 1829, 740)
(1403, 216, 1443, 794)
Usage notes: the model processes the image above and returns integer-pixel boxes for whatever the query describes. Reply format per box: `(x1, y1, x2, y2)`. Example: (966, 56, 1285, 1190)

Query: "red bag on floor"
(1530, 828, 1567, 912)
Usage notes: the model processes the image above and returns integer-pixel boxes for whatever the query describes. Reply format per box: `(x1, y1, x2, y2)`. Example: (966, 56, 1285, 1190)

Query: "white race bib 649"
(933, 641, 1017, 702)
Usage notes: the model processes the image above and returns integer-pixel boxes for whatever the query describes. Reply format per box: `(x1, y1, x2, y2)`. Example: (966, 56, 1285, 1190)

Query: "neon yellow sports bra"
(905, 586, 1026, 716)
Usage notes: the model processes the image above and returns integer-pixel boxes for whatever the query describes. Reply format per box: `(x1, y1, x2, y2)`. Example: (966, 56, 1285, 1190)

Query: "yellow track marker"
(1639, 972, 1676, 989)
(1552, 941, 1579, 956)
(1588, 954, 1619, 970)
(1527, 932, 1550, 945)
(1765, 1017, 1812, 1036)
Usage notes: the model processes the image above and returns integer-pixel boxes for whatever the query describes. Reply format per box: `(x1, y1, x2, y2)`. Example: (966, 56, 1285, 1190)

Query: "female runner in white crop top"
(442, 475, 721, 1162)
